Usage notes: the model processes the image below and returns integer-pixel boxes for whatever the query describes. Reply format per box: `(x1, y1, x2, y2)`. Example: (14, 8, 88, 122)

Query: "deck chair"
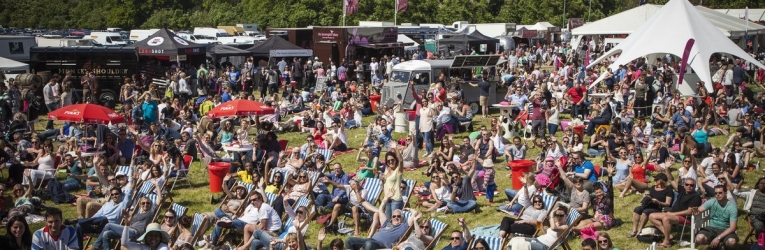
(269, 168, 290, 187)
(340, 178, 383, 232)
(169, 155, 193, 192)
(425, 218, 448, 250)
(189, 213, 211, 248)
(744, 190, 758, 243)
(545, 208, 583, 250)
(646, 242, 657, 250)
(304, 170, 321, 186)
(300, 149, 334, 163)
(278, 140, 289, 151)
(265, 191, 278, 205)
(402, 179, 417, 208)
(539, 192, 559, 226)
(687, 208, 712, 249)
(468, 235, 503, 250)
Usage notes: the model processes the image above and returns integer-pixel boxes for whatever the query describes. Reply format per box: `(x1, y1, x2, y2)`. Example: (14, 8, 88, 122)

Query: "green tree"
(141, 9, 191, 30)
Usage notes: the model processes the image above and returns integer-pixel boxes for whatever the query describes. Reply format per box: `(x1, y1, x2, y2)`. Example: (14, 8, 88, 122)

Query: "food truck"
(381, 55, 506, 113)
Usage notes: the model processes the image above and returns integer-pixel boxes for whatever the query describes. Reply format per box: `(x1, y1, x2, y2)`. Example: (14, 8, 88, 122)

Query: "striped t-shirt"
(32, 225, 79, 250)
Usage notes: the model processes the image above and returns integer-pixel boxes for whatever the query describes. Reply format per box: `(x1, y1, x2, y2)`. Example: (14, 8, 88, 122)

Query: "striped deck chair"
(425, 218, 448, 250)
(402, 179, 416, 208)
(189, 213, 210, 248)
(469, 235, 503, 250)
(266, 191, 278, 205)
(364, 178, 383, 205)
(304, 170, 321, 186)
(383, 210, 413, 242)
(539, 192, 559, 225)
(300, 149, 334, 163)
(546, 208, 583, 250)
(116, 165, 133, 178)
(155, 202, 188, 223)
(269, 168, 290, 187)
(293, 196, 314, 218)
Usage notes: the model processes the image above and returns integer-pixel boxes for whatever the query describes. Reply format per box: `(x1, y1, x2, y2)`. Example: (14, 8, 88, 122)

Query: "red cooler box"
(509, 160, 535, 190)
(208, 162, 232, 193)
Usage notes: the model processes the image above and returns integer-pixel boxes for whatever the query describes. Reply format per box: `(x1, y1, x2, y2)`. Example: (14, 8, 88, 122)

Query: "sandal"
(658, 243, 672, 249)
(626, 232, 637, 238)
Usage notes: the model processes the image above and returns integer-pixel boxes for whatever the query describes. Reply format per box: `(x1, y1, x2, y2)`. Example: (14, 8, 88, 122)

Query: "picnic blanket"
(470, 225, 501, 238)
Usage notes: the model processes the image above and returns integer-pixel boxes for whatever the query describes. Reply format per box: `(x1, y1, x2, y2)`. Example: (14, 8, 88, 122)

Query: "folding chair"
(540, 192, 559, 225)
(394, 211, 414, 245)
(278, 140, 289, 152)
(546, 208, 583, 250)
(687, 209, 711, 250)
(265, 191, 278, 205)
(402, 179, 417, 208)
(646, 242, 657, 250)
(341, 178, 382, 230)
(468, 235, 503, 250)
(169, 155, 193, 192)
(425, 218, 448, 250)
(189, 213, 211, 248)
(300, 149, 334, 163)
(269, 168, 290, 186)
(743, 190, 758, 243)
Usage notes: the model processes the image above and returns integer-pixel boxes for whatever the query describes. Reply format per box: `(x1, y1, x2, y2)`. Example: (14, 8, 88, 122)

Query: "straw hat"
(137, 223, 171, 244)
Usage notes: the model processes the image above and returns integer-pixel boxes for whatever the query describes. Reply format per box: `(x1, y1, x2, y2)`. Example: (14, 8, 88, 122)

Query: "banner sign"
(269, 49, 313, 57)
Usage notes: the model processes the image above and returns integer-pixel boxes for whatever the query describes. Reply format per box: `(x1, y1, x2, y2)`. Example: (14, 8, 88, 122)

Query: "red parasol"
(206, 100, 275, 118)
(47, 104, 125, 125)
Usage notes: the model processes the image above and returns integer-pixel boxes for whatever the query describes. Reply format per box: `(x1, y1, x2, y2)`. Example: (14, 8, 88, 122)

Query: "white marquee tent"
(572, 3, 765, 37)
(0, 56, 28, 72)
(587, 0, 765, 93)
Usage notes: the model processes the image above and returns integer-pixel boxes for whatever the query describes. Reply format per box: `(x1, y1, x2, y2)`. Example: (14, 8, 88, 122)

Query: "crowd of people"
(0, 37, 764, 250)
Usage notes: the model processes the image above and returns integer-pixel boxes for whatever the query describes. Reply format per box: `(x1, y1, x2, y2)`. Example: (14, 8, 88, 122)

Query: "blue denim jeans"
(75, 217, 109, 250)
(486, 184, 497, 201)
(586, 148, 605, 157)
(212, 218, 247, 245)
(94, 223, 138, 250)
(422, 130, 434, 154)
(214, 207, 230, 219)
(501, 189, 524, 214)
(345, 237, 388, 250)
(384, 199, 405, 223)
(249, 229, 279, 250)
(63, 180, 81, 192)
(415, 115, 421, 147)
(345, 120, 361, 129)
(446, 199, 477, 213)
(548, 123, 559, 136)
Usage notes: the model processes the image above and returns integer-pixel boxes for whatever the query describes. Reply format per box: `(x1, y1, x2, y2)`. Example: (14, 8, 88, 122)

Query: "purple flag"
(397, 0, 408, 12)
(677, 39, 695, 85)
(346, 0, 359, 15)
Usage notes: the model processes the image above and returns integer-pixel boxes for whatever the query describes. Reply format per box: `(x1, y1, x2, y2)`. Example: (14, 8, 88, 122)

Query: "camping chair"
(189, 213, 211, 248)
(545, 207, 582, 250)
(401, 179, 417, 208)
(278, 140, 289, 152)
(744, 190, 758, 243)
(425, 218, 448, 250)
(468, 235, 503, 250)
(169, 155, 194, 192)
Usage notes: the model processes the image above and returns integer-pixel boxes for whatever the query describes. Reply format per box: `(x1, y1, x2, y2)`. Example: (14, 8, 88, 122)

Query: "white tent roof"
(572, 3, 765, 36)
(716, 8, 765, 22)
(0, 56, 27, 72)
(588, 0, 765, 92)
(397, 34, 420, 51)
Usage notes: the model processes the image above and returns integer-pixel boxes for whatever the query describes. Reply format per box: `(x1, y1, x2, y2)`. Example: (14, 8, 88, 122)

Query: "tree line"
(0, 0, 759, 31)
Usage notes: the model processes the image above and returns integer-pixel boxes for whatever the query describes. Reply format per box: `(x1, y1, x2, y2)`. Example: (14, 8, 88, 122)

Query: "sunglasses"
(533, 200, 543, 203)
(140, 202, 150, 205)
(684, 160, 691, 163)
(715, 192, 725, 195)
(111, 193, 121, 196)
(391, 215, 403, 219)
(451, 237, 462, 240)
(299, 176, 308, 178)
(685, 183, 695, 187)
(599, 240, 608, 244)
(165, 216, 175, 219)
(296, 211, 305, 215)
(555, 214, 565, 217)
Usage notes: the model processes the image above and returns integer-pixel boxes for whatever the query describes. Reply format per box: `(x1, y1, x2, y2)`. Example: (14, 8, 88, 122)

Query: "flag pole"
(343, 0, 346, 26)
(395, 0, 398, 25)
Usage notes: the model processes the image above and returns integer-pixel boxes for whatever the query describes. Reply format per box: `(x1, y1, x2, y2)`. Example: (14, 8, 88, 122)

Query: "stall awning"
(357, 42, 415, 49)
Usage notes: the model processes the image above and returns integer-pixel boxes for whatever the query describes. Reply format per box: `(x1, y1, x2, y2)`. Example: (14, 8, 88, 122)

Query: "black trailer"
(29, 46, 139, 108)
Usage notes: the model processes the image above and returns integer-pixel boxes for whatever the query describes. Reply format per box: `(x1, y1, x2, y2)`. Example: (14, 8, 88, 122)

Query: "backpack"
(47, 178, 76, 204)
(339, 70, 347, 81)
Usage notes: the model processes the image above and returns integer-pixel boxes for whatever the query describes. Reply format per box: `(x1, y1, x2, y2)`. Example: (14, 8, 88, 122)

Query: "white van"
(176, 32, 219, 45)
(106, 28, 122, 33)
(85, 32, 126, 46)
(193, 27, 255, 45)
(129, 29, 159, 42)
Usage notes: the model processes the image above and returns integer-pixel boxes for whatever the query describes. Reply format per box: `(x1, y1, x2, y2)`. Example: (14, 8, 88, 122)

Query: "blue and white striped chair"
(116, 165, 132, 178)
(237, 181, 255, 193)
(269, 168, 290, 187)
(426, 218, 448, 250)
(469, 235, 503, 250)
(363, 178, 383, 205)
(265, 192, 278, 205)
(300, 149, 334, 163)
(305, 170, 321, 186)
(189, 213, 210, 247)
(547, 207, 583, 250)
(539, 192, 559, 225)
(402, 179, 416, 207)
(169, 203, 188, 218)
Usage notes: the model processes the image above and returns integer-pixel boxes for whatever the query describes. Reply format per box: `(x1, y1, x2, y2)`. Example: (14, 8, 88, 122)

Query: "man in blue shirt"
(140, 93, 159, 124)
(506, 88, 529, 117)
(567, 152, 596, 192)
(117, 130, 134, 160)
(221, 86, 232, 103)
(670, 104, 692, 130)
(70, 186, 131, 249)
(442, 218, 472, 250)
(316, 163, 350, 230)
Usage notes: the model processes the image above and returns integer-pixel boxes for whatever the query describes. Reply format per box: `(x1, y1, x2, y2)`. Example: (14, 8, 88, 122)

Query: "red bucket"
(208, 162, 231, 193)
(406, 110, 417, 121)
(508, 160, 535, 190)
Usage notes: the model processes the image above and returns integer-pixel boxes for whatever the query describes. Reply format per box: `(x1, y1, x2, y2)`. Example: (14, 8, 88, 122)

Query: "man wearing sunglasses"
(70, 186, 132, 249)
(345, 191, 415, 250)
(442, 218, 472, 250)
(212, 190, 278, 246)
(693, 185, 739, 249)
(648, 167, 701, 249)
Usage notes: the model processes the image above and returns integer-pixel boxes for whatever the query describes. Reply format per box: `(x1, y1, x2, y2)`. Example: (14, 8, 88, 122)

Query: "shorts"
(676, 215, 688, 225)
(633, 206, 660, 215)
(479, 96, 488, 106)
(697, 226, 738, 243)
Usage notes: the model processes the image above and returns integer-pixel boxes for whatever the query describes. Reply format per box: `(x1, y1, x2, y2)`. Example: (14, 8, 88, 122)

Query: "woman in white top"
(421, 172, 451, 212)
(283, 198, 310, 235)
(121, 223, 171, 250)
(61, 82, 73, 107)
(524, 206, 570, 250)
(23, 143, 55, 186)
(547, 98, 561, 135)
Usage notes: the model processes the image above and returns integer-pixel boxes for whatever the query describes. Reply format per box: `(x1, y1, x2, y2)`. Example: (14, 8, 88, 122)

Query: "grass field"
(6, 101, 762, 250)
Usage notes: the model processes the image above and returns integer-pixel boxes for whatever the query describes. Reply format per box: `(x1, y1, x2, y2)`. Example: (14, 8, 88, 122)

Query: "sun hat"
(137, 223, 171, 244)
(544, 156, 554, 162)
(482, 159, 494, 168)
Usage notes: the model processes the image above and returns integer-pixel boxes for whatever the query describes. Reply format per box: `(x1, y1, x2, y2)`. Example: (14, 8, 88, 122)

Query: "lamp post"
(563, 0, 567, 28)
